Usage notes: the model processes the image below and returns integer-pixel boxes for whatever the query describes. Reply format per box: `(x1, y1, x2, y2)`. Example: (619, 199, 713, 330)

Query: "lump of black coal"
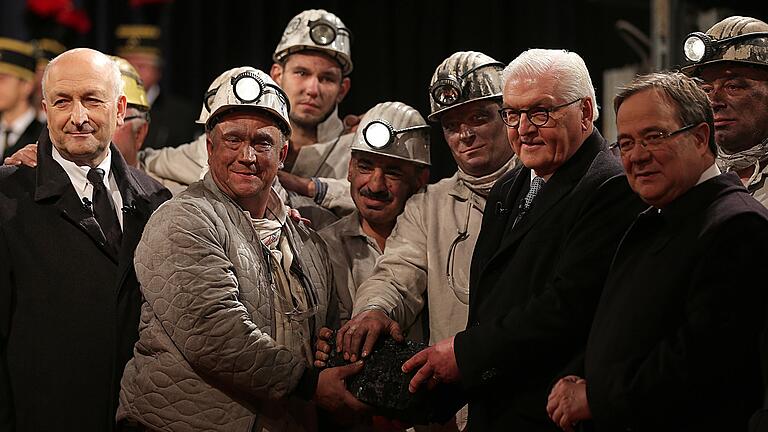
(325, 332, 462, 425)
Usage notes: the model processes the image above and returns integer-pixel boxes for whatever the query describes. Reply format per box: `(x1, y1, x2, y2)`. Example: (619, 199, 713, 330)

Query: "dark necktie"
(87, 168, 122, 251)
(3, 129, 11, 152)
(512, 176, 544, 228)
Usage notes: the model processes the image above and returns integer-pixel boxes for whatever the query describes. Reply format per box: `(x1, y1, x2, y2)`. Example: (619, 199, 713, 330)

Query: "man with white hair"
(401, 49, 643, 431)
(0, 48, 171, 431)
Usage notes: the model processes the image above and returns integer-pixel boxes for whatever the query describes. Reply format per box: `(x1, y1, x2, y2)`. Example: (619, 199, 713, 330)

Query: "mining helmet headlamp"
(352, 101, 431, 166)
(429, 61, 505, 107)
(205, 67, 291, 136)
(308, 18, 350, 46)
(362, 120, 430, 150)
(273, 9, 353, 76)
(204, 71, 289, 114)
(683, 31, 768, 63)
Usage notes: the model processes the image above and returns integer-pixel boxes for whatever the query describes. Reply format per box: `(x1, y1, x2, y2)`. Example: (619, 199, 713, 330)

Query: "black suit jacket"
(1, 117, 45, 159)
(0, 131, 171, 431)
(453, 129, 645, 431)
(585, 173, 768, 432)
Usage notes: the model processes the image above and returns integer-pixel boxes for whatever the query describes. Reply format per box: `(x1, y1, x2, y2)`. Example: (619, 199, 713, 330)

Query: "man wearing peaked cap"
(31, 38, 66, 123)
(0, 37, 45, 159)
(115, 24, 198, 150)
(117, 66, 367, 432)
(110, 55, 185, 195)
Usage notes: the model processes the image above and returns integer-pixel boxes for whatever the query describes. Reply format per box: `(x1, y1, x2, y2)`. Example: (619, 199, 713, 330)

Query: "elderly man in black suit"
(401, 48, 644, 431)
(0, 48, 171, 431)
(547, 71, 768, 431)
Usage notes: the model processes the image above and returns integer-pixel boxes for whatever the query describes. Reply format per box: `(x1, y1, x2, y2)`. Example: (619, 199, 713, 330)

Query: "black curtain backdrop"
(2, 0, 767, 180)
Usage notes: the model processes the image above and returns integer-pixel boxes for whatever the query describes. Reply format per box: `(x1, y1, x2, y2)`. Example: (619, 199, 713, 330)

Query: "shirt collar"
(1, 107, 36, 134)
(51, 145, 113, 196)
(695, 163, 720, 186)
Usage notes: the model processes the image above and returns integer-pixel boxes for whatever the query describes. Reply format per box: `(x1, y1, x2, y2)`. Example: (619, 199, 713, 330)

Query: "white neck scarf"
(457, 156, 517, 197)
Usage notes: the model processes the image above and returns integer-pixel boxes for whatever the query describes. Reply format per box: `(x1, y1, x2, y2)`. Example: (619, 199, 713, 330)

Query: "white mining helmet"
(204, 67, 291, 137)
(273, 9, 353, 76)
(427, 51, 505, 122)
(352, 101, 431, 166)
(196, 67, 242, 124)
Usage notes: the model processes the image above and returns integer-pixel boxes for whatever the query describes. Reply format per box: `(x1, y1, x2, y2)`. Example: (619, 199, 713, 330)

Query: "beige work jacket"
(352, 173, 486, 344)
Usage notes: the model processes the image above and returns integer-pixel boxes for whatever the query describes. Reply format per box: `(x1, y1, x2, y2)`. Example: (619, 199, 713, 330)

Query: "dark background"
(2, 0, 767, 180)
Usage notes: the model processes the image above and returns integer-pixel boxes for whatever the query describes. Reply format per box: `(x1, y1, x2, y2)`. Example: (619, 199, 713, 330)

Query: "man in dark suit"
(401, 48, 643, 431)
(0, 48, 171, 431)
(547, 71, 768, 431)
(0, 37, 44, 159)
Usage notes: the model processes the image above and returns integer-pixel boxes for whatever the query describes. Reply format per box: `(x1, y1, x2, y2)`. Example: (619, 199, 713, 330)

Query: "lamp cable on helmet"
(363, 120, 430, 150)
(430, 61, 505, 107)
(683, 31, 768, 63)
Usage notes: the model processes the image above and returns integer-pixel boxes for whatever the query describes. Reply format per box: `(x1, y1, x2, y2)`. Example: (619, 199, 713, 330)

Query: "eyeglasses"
(498, 98, 582, 128)
(612, 123, 699, 154)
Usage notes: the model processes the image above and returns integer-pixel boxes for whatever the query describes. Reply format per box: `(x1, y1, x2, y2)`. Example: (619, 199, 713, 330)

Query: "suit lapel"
(111, 146, 153, 296)
(472, 167, 526, 279)
(34, 132, 117, 261)
(485, 129, 606, 270)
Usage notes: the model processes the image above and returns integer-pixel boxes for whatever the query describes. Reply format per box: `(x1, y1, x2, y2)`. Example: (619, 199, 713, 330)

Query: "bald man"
(0, 48, 171, 431)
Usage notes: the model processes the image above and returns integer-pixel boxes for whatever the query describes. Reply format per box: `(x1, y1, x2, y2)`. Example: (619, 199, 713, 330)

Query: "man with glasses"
(117, 67, 366, 431)
(398, 49, 643, 431)
(547, 71, 768, 432)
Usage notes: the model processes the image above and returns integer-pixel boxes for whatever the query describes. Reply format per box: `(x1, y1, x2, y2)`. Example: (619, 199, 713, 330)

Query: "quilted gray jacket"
(117, 173, 337, 432)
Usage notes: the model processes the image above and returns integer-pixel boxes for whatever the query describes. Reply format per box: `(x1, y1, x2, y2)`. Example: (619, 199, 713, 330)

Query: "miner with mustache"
(318, 101, 431, 332)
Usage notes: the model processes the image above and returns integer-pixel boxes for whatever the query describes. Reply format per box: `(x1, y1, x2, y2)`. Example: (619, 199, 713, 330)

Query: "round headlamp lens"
(310, 22, 337, 46)
(684, 34, 707, 62)
(233, 74, 262, 103)
(363, 121, 393, 149)
(431, 78, 462, 106)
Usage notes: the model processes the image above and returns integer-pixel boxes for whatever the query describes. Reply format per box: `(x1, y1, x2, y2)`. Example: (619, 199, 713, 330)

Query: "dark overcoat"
(585, 173, 768, 431)
(453, 129, 645, 431)
(0, 131, 171, 431)
(1, 117, 45, 159)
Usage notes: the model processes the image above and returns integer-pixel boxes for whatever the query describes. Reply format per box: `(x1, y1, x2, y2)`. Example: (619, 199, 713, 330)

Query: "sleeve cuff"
(311, 178, 328, 204)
